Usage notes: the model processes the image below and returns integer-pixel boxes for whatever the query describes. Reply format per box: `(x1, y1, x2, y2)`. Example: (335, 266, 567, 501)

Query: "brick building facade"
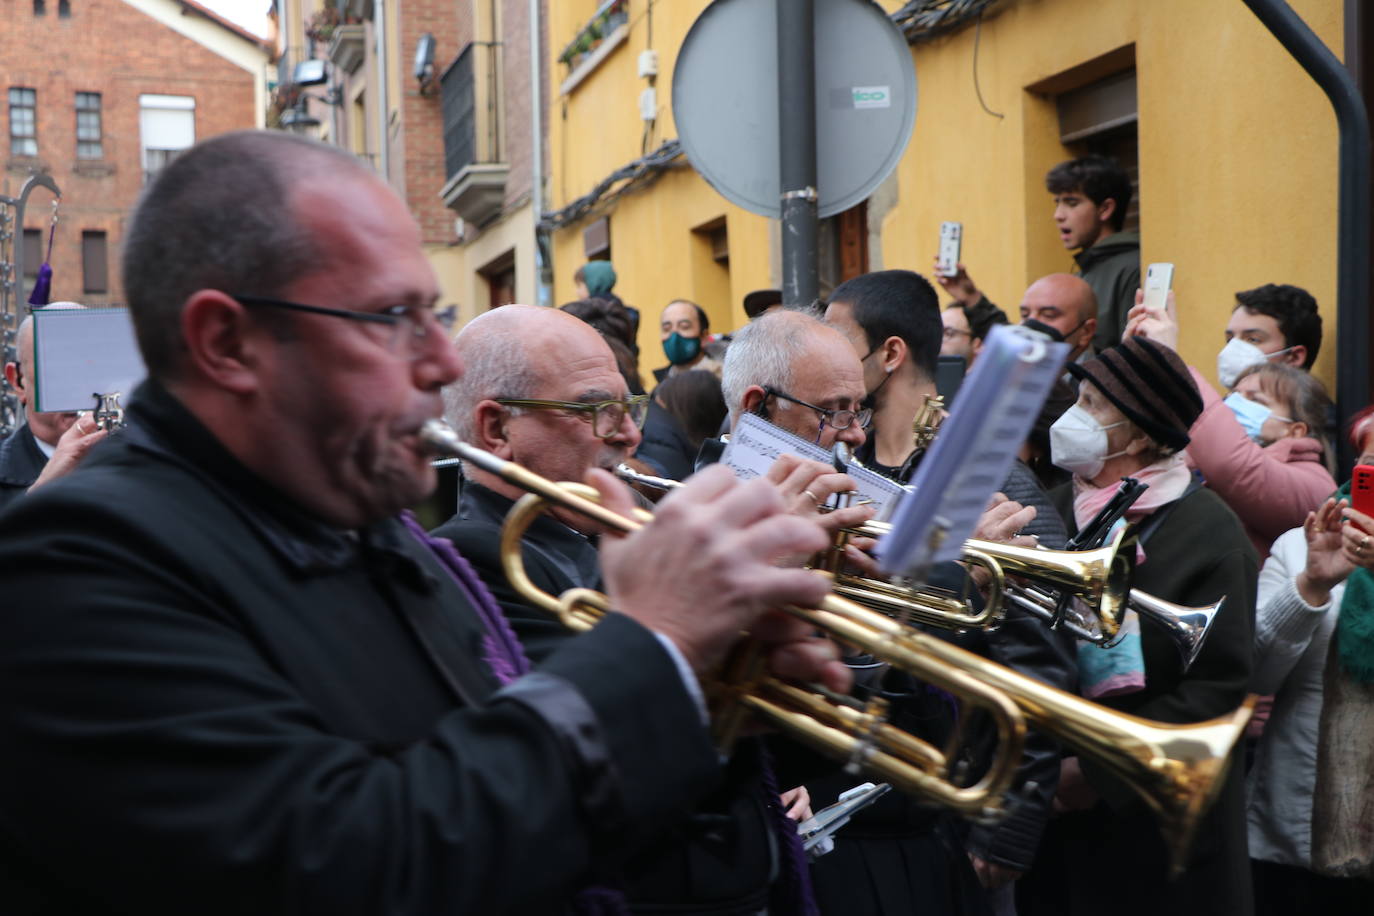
(1, 0, 268, 306)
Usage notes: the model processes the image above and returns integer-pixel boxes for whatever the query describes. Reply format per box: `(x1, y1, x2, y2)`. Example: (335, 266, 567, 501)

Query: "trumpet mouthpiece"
(417, 419, 507, 477)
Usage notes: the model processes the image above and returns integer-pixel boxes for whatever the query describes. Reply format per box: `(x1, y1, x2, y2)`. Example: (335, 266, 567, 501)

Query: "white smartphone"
(937, 221, 962, 278)
(1142, 262, 1174, 311)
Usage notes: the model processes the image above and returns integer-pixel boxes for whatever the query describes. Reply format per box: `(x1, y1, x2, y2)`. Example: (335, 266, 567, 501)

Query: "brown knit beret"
(1067, 337, 1202, 451)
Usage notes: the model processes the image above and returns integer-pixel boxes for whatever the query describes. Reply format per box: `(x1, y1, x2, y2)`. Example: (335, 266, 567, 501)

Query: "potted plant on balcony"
(305, 8, 339, 43)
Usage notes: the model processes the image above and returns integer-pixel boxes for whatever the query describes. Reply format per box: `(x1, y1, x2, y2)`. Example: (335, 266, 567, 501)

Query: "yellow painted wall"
(549, 0, 1343, 392)
(430, 203, 538, 324)
(548, 0, 776, 366)
(878, 0, 1341, 392)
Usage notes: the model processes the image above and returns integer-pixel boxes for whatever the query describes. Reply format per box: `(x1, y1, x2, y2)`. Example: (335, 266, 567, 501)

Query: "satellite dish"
(672, 0, 916, 219)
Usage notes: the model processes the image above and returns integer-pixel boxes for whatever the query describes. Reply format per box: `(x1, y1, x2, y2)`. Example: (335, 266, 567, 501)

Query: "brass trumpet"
(419, 420, 1254, 874)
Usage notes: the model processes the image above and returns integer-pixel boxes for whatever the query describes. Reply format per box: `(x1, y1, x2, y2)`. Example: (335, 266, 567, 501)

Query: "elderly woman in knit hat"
(1017, 337, 1259, 916)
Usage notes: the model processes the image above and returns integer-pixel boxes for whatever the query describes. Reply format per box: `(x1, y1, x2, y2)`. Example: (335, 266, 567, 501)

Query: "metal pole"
(778, 0, 818, 308)
(1242, 0, 1372, 471)
(375, 0, 390, 181)
(530, 0, 551, 307)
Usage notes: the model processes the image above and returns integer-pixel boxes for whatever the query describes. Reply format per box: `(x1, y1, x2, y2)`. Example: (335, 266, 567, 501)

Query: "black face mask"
(1020, 318, 1066, 343)
(858, 346, 890, 415)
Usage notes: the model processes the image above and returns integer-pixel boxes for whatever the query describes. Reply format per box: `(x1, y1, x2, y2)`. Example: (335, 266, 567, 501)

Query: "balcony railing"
(439, 41, 508, 225)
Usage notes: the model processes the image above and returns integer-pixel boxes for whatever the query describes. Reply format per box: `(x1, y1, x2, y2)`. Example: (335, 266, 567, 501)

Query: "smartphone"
(936, 221, 962, 278)
(935, 354, 965, 404)
(1142, 262, 1174, 311)
(1353, 464, 1374, 517)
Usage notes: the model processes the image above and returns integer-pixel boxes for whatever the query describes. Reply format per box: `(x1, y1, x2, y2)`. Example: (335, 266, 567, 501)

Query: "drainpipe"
(375, 0, 390, 181)
(530, 0, 550, 307)
(1242, 0, 1372, 470)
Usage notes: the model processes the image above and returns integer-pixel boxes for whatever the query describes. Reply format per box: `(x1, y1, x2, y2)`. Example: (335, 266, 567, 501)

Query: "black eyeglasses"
(495, 395, 651, 439)
(763, 386, 870, 431)
(233, 294, 458, 359)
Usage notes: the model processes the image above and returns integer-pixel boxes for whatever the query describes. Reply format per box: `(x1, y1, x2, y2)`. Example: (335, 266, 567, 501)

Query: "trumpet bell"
(1129, 590, 1224, 672)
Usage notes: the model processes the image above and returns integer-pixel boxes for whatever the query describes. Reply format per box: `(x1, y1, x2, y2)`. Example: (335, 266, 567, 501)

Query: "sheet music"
(875, 325, 1069, 576)
(32, 307, 146, 412)
(721, 412, 907, 516)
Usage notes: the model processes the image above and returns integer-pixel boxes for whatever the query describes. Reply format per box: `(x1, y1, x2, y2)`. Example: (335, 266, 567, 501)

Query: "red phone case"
(1353, 465, 1374, 517)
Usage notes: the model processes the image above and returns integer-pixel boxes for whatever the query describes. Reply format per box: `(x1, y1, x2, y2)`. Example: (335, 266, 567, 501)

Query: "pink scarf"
(1072, 453, 1193, 555)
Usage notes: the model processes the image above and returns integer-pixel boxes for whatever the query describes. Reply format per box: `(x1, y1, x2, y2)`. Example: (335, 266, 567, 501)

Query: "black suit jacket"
(434, 483, 785, 914)
(0, 382, 720, 915)
(0, 422, 47, 515)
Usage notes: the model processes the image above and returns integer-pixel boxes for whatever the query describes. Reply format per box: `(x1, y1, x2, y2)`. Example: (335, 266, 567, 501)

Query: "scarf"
(1071, 452, 1193, 547)
(1333, 481, 1374, 683)
(1070, 454, 1193, 698)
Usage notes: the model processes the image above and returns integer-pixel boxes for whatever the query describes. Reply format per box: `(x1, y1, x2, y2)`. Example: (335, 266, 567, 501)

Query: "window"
(32, 0, 44, 15)
(75, 92, 102, 159)
(21, 229, 41, 283)
(9, 88, 37, 157)
(82, 231, 108, 295)
(139, 94, 195, 182)
(58, 0, 69, 16)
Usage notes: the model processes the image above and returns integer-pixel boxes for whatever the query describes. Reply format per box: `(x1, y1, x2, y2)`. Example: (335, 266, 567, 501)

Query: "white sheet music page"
(721, 412, 907, 517)
(32, 307, 147, 412)
(874, 325, 1069, 576)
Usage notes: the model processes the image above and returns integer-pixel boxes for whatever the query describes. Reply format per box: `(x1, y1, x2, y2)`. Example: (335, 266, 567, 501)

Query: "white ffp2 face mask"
(1050, 404, 1129, 479)
(1216, 338, 1294, 389)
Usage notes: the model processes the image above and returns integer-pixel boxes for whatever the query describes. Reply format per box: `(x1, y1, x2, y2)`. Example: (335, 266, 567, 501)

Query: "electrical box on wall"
(637, 49, 659, 79)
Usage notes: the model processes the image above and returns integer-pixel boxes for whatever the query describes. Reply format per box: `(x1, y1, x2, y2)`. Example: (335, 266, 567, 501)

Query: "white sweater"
(1245, 526, 1345, 868)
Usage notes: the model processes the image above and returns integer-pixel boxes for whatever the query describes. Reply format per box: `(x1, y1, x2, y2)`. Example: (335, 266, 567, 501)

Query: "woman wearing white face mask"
(1019, 337, 1258, 916)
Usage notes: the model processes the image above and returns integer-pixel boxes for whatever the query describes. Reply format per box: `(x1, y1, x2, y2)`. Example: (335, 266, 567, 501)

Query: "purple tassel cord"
(401, 513, 630, 916)
(27, 218, 56, 306)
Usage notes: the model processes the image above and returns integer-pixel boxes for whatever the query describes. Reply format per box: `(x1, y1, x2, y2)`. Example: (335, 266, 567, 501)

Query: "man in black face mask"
(1018, 273, 1098, 365)
(821, 269, 1078, 915)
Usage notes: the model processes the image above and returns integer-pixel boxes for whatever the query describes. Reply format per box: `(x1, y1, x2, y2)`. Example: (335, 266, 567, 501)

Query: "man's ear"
(474, 400, 514, 459)
(3, 361, 18, 390)
(741, 385, 768, 418)
(1281, 344, 1307, 368)
(1096, 197, 1118, 228)
(882, 335, 907, 373)
(179, 291, 265, 395)
(1080, 317, 1099, 347)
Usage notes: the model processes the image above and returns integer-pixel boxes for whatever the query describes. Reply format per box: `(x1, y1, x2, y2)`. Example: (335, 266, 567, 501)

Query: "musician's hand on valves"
(968, 494, 1036, 589)
(779, 786, 814, 823)
(766, 454, 875, 537)
(28, 412, 107, 494)
(589, 465, 850, 694)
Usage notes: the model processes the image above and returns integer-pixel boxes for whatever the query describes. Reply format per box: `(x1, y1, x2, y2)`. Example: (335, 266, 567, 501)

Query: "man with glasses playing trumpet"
(435, 303, 875, 914)
(0, 131, 853, 916)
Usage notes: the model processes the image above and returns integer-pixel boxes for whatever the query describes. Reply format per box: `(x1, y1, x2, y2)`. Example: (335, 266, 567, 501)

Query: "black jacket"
(1019, 484, 1257, 916)
(0, 382, 721, 915)
(433, 483, 797, 915)
(0, 422, 47, 515)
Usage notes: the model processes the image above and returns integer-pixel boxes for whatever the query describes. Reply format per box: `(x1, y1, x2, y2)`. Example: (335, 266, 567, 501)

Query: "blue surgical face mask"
(1224, 392, 1295, 445)
(662, 332, 701, 366)
(1224, 392, 1269, 442)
